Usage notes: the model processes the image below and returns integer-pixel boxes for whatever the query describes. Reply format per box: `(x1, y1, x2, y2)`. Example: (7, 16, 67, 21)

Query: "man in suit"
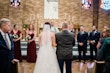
(100, 30, 110, 73)
(89, 25, 100, 61)
(55, 23, 75, 73)
(0, 18, 18, 73)
(77, 25, 88, 62)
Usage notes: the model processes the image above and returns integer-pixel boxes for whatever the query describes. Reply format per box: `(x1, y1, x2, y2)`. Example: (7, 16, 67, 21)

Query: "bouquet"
(13, 34, 19, 39)
(26, 35, 31, 41)
(26, 35, 31, 44)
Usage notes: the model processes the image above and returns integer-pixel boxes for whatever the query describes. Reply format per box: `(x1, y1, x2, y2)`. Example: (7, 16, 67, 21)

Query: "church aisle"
(19, 60, 35, 73)
(19, 60, 96, 73)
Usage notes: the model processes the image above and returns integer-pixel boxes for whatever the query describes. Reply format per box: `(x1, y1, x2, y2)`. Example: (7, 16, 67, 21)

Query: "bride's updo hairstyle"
(44, 22, 51, 28)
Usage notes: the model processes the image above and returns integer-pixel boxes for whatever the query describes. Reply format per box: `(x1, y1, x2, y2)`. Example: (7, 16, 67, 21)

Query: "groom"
(55, 23, 75, 73)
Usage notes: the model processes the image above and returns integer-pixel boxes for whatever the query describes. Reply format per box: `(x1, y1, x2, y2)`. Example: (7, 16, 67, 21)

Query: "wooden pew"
(95, 61, 105, 73)
(11, 62, 21, 73)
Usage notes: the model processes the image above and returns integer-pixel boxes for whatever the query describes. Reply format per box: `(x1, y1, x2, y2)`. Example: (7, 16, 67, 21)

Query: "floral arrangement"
(26, 35, 31, 41)
(13, 34, 19, 39)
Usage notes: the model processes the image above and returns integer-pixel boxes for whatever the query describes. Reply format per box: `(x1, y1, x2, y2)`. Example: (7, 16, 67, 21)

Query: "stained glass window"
(82, 0, 92, 9)
(100, 0, 110, 11)
(10, 0, 20, 8)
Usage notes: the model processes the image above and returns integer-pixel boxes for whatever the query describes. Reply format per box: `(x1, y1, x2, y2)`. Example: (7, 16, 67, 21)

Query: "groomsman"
(89, 25, 100, 61)
(77, 25, 88, 62)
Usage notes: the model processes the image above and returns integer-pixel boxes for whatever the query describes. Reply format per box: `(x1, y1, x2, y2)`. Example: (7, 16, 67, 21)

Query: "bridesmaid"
(11, 24, 22, 62)
(26, 24, 37, 62)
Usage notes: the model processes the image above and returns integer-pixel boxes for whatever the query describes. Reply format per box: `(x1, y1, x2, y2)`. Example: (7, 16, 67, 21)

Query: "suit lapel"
(8, 33, 12, 43)
(0, 32, 9, 49)
(0, 32, 13, 50)
(8, 33, 14, 50)
(0, 32, 6, 44)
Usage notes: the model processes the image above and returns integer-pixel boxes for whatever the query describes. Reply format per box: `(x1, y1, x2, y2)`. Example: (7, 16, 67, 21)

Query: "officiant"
(50, 22, 59, 33)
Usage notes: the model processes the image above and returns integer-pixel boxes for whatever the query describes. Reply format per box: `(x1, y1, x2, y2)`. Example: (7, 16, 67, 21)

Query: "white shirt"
(0, 29, 11, 50)
(80, 31, 85, 34)
(51, 26, 59, 33)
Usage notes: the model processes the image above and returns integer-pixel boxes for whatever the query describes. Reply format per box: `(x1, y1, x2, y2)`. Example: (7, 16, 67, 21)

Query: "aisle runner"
(86, 62, 95, 73)
(79, 62, 95, 73)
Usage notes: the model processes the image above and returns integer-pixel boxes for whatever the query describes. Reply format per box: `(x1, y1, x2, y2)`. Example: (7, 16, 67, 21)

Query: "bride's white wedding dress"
(33, 25, 61, 73)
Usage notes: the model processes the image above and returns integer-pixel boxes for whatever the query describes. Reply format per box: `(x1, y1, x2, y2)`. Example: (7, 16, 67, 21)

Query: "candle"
(35, 13, 37, 20)
(72, 16, 74, 22)
(65, 13, 67, 19)
(68, 15, 70, 21)
(30, 16, 31, 21)
(37, 14, 39, 19)
(34, 14, 36, 20)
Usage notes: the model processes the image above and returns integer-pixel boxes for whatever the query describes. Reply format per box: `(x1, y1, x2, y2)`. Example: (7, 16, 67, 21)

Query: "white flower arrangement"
(26, 35, 31, 41)
(13, 34, 19, 39)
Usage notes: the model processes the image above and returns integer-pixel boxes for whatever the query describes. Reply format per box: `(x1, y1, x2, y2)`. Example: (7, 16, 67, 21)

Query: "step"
(20, 41, 95, 56)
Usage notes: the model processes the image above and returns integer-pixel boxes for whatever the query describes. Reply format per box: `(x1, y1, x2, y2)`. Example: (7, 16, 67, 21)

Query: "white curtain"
(44, 0, 58, 19)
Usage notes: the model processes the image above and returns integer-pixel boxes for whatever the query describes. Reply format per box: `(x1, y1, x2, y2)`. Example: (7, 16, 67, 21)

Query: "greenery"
(22, 24, 27, 29)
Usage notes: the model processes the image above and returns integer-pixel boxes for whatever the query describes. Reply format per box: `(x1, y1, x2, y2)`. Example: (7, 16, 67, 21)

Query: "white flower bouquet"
(13, 34, 19, 39)
(26, 35, 31, 41)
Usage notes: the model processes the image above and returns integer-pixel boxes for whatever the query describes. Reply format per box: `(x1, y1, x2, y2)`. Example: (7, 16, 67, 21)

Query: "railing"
(20, 41, 95, 57)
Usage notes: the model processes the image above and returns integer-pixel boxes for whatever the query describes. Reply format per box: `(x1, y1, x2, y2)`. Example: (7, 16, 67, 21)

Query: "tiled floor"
(19, 60, 97, 73)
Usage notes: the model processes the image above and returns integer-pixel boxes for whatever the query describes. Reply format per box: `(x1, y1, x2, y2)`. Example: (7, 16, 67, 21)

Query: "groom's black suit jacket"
(55, 30, 75, 59)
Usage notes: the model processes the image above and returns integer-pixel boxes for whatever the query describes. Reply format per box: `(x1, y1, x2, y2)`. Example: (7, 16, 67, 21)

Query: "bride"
(33, 22, 61, 73)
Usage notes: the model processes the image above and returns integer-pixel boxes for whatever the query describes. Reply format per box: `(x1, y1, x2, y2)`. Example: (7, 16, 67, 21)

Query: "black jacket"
(55, 30, 75, 59)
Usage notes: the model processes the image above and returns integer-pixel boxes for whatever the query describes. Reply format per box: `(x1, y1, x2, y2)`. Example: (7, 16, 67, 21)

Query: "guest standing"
(77, 25, 88, 62)
(100, 29, 110, 73)
(97, 30, 109, 60)
(11, 24, 22, 62)
(0, 18, 18, 73)
(89, 25, 100, 61)
(56, 23, 75, 73)
(26, 24, 37, 62)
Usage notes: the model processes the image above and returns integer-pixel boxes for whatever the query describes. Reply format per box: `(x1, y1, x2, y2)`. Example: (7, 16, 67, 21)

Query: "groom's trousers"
(58, 59, 72, 73)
